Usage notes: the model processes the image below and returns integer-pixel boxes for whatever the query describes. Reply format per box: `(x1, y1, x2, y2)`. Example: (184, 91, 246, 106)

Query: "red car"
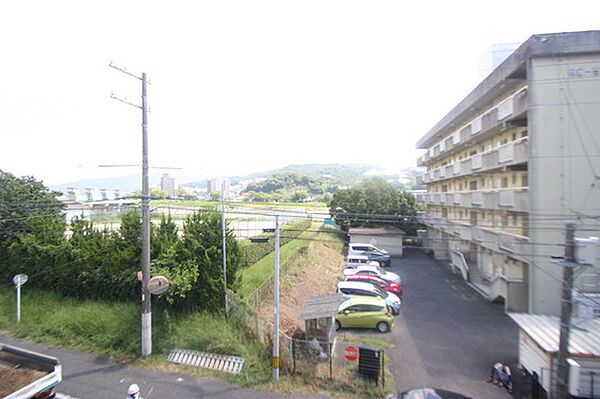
(345, 274, 403, 298)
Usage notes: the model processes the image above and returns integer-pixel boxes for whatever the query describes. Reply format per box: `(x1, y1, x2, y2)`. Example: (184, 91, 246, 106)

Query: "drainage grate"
(167, 348, 244, 374)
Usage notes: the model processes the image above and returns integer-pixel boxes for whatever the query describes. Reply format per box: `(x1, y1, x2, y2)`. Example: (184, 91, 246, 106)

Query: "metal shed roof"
(509, 313, 600, 359)
(299, 294, 345, 321)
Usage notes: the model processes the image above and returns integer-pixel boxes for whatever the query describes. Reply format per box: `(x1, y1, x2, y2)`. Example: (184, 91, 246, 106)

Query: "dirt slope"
(258, 240, 344, 334)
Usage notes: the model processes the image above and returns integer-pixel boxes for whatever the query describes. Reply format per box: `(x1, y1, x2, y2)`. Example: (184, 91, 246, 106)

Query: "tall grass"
(237, 227, 315, 297)
(0, 287, 270, 385)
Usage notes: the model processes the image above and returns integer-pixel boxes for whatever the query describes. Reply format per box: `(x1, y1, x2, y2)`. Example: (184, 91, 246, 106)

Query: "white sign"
(13, 274, 28, 287)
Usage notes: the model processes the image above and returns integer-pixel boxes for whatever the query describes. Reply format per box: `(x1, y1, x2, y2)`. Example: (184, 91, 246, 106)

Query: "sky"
(1, 1, 599, 186)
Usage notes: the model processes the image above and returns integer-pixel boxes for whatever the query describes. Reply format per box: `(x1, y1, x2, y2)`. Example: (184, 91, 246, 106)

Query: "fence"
(228, 291, 337, 377)
(227, 291, 295, 370)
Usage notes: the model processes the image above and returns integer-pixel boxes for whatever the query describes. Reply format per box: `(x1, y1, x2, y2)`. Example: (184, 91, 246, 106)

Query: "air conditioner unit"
(575, 237, 599, 266)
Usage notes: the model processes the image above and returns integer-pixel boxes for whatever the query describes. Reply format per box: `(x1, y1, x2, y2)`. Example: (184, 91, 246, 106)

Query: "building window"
(522, 174, 528, 187)
(470, 211, 478, 225)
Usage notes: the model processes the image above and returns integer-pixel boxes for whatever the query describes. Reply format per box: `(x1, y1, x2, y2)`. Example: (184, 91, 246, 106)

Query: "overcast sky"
(1, 1, 599, 185)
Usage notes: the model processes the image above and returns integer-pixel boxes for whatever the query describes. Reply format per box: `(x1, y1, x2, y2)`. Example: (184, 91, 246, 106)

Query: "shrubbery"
(0, 170, 244, 312)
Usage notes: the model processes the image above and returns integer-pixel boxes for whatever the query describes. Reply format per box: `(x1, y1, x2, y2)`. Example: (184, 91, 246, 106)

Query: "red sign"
(344, 346, 358, 361)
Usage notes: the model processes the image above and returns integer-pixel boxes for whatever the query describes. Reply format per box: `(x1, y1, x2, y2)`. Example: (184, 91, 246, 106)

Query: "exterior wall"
(418, 32, 600, 316)
(528, 53, 600, 315)
(348, 231, 404, 257)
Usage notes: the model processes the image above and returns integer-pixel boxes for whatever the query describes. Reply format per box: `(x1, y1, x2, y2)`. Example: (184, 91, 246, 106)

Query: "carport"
(348, 226, 405, 257)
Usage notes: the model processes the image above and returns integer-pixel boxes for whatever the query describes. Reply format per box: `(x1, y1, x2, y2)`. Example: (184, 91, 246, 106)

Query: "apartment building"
(415, 31, 600, 315)
(160, 173, 176, 197)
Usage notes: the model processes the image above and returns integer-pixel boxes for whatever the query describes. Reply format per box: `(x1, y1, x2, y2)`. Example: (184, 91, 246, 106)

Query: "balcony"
(418, 87, 528, 166)
(417, 138, 528, 185)
(424, 216, 530, 261)
(417, 188, 529, 213)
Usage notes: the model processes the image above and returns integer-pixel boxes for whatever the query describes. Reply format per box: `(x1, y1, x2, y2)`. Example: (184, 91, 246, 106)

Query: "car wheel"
(376, 321, 389, 333)
(335, 320, 341, 331)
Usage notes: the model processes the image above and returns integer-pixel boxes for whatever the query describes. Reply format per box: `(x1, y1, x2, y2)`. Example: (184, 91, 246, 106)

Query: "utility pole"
(556, 223, 577, 399)
(221, 180, 228, 316)
(272, 215, 280, 381)
(109, 62, 152, 357)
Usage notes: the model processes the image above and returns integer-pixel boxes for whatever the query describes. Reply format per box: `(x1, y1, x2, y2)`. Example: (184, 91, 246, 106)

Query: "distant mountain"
(184, 163, 381, 188)
(51, 164, 424, 194)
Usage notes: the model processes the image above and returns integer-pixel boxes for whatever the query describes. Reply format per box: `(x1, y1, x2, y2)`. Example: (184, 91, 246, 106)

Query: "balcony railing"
(417, 87, 528, 166)
(415, 138, 528, 185)
(416, 188, 529, 213)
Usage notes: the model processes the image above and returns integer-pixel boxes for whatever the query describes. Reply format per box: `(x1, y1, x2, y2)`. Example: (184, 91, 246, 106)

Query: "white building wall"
(528, 53, 600, 315)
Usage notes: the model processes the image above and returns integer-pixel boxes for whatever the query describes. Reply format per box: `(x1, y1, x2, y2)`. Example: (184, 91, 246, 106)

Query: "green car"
(335, 296, 394, 333)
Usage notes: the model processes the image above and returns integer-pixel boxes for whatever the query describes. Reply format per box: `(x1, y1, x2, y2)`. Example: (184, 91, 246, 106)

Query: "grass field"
(0, 288, 271, 386)
(236, 226, 316, 297)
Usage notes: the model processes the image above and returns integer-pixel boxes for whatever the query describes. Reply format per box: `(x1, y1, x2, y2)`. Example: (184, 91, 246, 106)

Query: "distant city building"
(160, 173, 176, 196)
(478, 42, 522, 80)
(64, 187, 122, 202)
(207, 177, 230, 199)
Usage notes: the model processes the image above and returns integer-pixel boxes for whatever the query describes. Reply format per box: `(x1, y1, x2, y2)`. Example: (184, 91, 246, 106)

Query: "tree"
(175, 188, 197, 200)
(329, 177, 421, 236)
(168, 210, 245, 311)
(0, 170, 65, 248)
(0, 170, 66, 283)
(151, 189, 169, 199)
(291, 190, 309, 202)
(209, 191, 221, 201)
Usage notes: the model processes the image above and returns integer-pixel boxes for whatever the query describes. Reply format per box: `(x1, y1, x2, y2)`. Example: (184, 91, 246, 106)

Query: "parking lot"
(340, 248, 526, 398)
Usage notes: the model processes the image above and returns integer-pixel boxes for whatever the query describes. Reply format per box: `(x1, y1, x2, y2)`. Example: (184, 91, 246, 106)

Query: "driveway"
(339, 248, 526, 398)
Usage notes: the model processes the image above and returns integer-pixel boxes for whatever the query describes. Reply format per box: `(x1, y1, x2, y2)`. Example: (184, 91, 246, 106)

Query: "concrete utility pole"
(109, 62, 152, 357)
(272, 215, 280, 381)
(556, 223, 577, 399)
(221, 181, 228, 316)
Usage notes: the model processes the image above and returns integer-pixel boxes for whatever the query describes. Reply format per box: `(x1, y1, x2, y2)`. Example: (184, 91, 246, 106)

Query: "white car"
(343, 265, 401, 285)
(346, 255, 379, 269)
(348, 243, 389, 256)
(337, 281, 401, 315)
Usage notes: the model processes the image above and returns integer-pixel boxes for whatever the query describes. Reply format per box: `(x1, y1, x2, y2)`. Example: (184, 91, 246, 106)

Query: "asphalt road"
(0, 334, 331, 399)
(340, 248, 527, 398)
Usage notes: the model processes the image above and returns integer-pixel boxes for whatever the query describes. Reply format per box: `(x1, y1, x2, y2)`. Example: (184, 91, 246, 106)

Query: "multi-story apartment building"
(160, 173, 176, 197)
(415, 31, 600, 315)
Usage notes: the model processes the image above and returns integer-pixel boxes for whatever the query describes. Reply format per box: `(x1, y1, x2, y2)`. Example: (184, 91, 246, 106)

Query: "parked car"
(388, 388, 473, 399)
(343, 265, 401, 285)
(335, 296, 393, 333)
(345, 274, 403, 298)
(349, 243, 388, 256)
(349, 243, 391, 266)
(337, 281, 401, 314)
(345, 255, 378, 269)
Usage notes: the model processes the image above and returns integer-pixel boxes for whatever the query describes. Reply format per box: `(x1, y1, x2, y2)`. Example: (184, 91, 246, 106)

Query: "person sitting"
(487, 362, 503, 384)
(497, 363, 513, 393)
